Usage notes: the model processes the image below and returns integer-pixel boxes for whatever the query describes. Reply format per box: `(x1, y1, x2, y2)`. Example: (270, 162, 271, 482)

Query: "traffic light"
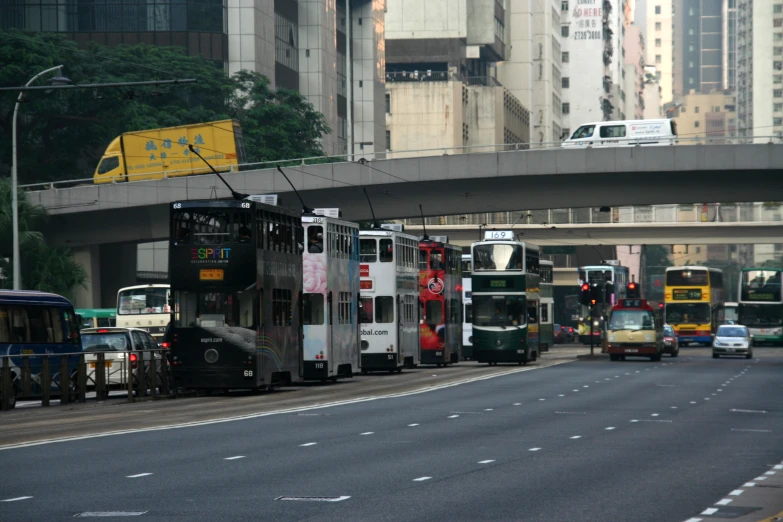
(627, 282, 640, 298)
(579, 283, 591, 305)
(589, 283, 600, 306)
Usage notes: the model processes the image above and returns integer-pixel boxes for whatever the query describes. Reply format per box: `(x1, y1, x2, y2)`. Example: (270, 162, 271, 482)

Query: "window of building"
(495, 17, 504, 40)
(775, 103, 783, 112)
(775, 33, 783, 42)
(385, 92, 391, 113)
(775, 117, 783, 126)
(561, 25, 569, 37)
(562, 102, 570, 114)
(655, 5, 661, 14)
(655, 38, 661, 47)
(562, 52, 569, 63)
(561, 1, 568, 10)
(385, 130, 391, 151)
(776, 89, 783, 98)
(275, 13, 299, 72)
(655, 22, 662, 31)
(776, 75, 783, 84)
(775, 19, 783, 27)
(562, 77, 570, 88)
(694, 121, 700, 128)
(775, 62, 783, 71)
(695, 106, 700, 113)
(776, 5, 783, 14)
(655, 54, 662, 64)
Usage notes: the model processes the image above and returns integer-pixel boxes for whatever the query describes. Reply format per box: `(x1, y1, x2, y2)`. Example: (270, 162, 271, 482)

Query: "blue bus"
(0, 290, 83, 408)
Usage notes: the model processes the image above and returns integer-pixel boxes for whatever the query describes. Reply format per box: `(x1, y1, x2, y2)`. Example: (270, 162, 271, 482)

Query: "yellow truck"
(93, 119, 246, 184)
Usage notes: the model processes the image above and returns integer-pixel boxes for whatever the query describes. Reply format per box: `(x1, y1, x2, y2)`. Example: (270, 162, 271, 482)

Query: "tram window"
(173, 211, 192, 245)
(430, 251, 443, 270)
(338, 292, 351, 324)
(360, 239, 377, 262)
(375, 296, 394, 323)
(426, 301, 443, 324)
(527, 302, 538, 324)
(465, 303, 472, 322)
(238, 291, 255, 328)
(450, 298, 460, 323)
(380, 239, 393, 262)
(308, 226, 324, 253)
(233, 212, 252, 243)
(302, 294, 325, 325)
(419, 250, 428, 270)
(540, 304, 549, 323)
(359, 297, 374, 323)
(273, 289, 293, 326)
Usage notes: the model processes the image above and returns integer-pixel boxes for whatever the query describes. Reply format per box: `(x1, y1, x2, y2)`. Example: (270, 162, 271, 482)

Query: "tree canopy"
(0, 30, 331, 185)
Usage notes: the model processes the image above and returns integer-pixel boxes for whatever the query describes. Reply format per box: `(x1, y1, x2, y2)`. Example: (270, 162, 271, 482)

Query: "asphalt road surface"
(1, 347, 782, 522)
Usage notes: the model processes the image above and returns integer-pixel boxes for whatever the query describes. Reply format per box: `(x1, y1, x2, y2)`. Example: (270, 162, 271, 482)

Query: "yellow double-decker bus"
(664, 266, 725, 346)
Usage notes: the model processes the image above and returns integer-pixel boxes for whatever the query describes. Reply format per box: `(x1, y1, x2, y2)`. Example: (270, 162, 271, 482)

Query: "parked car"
(662, 324, 679, 357)
(564, 326, 575, 343)
(712, 325, 753, 359)
(81, 327, 163, 388)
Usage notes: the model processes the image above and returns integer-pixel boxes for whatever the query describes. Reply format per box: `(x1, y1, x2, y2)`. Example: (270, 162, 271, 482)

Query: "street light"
(11, 65, 71, 290)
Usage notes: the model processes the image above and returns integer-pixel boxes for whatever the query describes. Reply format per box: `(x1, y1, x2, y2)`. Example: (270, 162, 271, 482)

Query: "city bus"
(0, 290, 82, 408)
(461, 254, 473, 360)
(606, 298, 664, 361)
(576, 263, 629, 344)
(539, 259, 554, 353)
(471, 230, 541, 365)
(737, 267, 782, 346)
(116, 284, 170, 343)
(301, 211, 360, 381)
(168, 197, 304, 390)
(664, 266, 725, 345)
(76, 308, 116, 329)
(724, 302, 738, 324)
(418, 236, 462, 366)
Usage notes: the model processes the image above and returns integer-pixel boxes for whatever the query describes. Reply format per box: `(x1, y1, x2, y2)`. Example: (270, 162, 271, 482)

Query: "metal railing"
(401, 203, 783, 228)
(0, 348, 172, 410)
(17, 134, 783, 192)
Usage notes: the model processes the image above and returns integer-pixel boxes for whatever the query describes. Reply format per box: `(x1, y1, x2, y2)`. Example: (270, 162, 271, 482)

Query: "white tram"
(461, 253, 473, 360)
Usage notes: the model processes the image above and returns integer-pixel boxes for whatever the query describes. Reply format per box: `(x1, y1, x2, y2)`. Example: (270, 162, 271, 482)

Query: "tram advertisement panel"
(419, 267, 445, 353)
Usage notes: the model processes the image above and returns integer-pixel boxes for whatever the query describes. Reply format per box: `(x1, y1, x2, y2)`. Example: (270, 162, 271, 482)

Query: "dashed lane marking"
(716, 499, 733, 506)
(1, 497, 33, 502)
(729, 490, 744, 496)
(224, 456, 245, 460)
(447, 415, 460, 419)
(300, 443, 317, 447)
(126, 473, 152, 478)
(408, 424, 419, 427)
(413, 477, 432, 482)
(605, 427, 616, 430)
(529, 448, 542, 452)
(360, 432, 374, 436)
(478, 460, 495, 464)
(570, 436, 582, 439)
(701, 508, 719, 515)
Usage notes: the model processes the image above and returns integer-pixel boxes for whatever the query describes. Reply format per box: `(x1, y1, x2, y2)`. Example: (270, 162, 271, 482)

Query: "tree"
(0, 178, 86, 299)
(644, 245, 671, 269)
(0, 31, 331, 185)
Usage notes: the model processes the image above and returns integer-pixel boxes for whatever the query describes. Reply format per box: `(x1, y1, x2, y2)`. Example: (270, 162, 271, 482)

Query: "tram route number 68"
(243, 370, 254, 378)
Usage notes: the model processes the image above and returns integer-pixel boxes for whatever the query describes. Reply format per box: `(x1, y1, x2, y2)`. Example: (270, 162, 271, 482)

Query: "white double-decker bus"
(301, 210, 361, 382)
(359, 225, 419, 373)
(461, 254, 473, 360)
(116, 284, 170, 342)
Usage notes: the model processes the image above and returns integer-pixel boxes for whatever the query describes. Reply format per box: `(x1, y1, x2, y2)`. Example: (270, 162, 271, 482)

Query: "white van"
(561, 119, 678, 148)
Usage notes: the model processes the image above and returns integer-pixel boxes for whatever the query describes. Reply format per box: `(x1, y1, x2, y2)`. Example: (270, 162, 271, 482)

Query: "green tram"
(539, 259, 554, 352)
(471, 231, 541, 365)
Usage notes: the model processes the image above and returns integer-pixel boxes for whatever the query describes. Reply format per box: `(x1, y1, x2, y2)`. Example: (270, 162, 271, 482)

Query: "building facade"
(644, 0, 674, 104)
(672, 90, 737, 143)
(624, 24, 646, 119)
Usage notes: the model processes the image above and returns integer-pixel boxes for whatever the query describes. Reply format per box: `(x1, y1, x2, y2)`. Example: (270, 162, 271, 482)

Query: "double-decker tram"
(576, 262, 629, 344)
(539, 259, 554, 352)
(606, 298, 664, 361)
(461, 254, 473, 360)
(418, 235, 462, 366)
(301, 210, 360, 381)
(168, 196, 304, 390)
(359, 225, 420, 373)
(664, 266, 725, 345)
(116, 284, 170, 342)
(471, 231, 541, 365)
(737, 267, 783, 346)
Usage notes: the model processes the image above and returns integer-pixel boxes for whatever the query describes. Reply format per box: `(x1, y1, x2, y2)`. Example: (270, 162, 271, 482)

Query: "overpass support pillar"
(72, 246, 102, 309)
(99, 244, 137, 308)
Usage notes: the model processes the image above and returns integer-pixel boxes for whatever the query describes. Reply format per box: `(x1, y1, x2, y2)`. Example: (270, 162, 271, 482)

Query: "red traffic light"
(658, 303, 664, 308)
(628, 282, 636, 290)
(581, 283, 590, 292)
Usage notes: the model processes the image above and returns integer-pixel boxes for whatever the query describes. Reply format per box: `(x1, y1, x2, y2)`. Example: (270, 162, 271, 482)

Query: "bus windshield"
(665, 303, 710, 324)
(724, 306, 738, 323)
(473, 295, 526, 326)
(738, 304, 783, 326)
(473, 244, 524, 271)
(609, 310, 655, 331)
(118, 287, 170, 315)
(666, 269, 708, 286)
(740, 270, 782, 301)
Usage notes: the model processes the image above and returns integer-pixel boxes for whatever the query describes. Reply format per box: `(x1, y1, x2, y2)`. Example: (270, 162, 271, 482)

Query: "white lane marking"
(448, 415, 460, 419)
(583, 385, 589, 388)
(690, 401, 697, 404)
(413, 477, 432, 482)
(712, 393, 717, 396)
(717, 389, 723, 392)
(730, 409, 767, 414)
(775, 465, 783, 470)
(1, 496, 33, 502)
(651, 414, 660, 417)
(614, 376, 620, 378)
(731, 429, 772, 433)
(595, 381, 601, 383)
(360, 432, 374, 436)
(558, 394, 565, 397)
(513, 403, 522, 406)
(684, 518, 703, 522)
(729, 490, 744, 496)
(478, 460, 495, 464)
(701, 508, 719, 515)
(605, 427, 616, 430)
(744, 482, 756, 487)
(528, 448, 542, 452)
(0, 359, 578, 451)
(570, 436, 582, 439)
(716, 499, 733, 506)
(539, 399, 546, 401)
(635, 371, 640, 373)
(572, 389, 580, 392)
(484, 408, 494, 411)
(224, 456, 245, 460)
(764, 471, 776, 476)
(624, 373, 630, 376)
(408, 423, 419, 427)
(704, 398, 710, 401)
(671, 406, 678, 409)
(300, 442, 317, 447)
(754, 477, 768, 481)
(126, 473, 153, 478)
(630, 420, 639, 423)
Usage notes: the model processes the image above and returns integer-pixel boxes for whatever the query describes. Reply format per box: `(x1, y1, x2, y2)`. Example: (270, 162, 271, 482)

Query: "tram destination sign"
(672, 288, 702, 300)
(479, 278, 515, 290)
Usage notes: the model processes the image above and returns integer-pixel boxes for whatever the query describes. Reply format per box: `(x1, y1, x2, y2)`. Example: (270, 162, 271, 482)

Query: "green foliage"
(644, 245, 671, 269)
(0, 31, 331, 184)
(0, 178, 86, 299)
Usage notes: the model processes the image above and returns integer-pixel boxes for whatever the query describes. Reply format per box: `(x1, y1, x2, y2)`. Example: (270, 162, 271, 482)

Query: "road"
(1, 347, 782, 522)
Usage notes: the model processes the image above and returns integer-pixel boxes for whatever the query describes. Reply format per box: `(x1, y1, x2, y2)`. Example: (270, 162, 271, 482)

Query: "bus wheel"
(436, 363, 442, 368)
(396, 368, 402, 374)
(361, 369, 368, 375)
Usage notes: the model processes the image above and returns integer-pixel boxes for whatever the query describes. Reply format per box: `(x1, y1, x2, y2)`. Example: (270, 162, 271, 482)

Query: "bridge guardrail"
(0, 348, 173, 411)
(18, 134, 783, 192)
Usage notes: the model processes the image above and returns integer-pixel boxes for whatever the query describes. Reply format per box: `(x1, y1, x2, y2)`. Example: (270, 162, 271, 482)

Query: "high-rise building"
(1, 0, 386, 158)
(624, 24, 646, 120)
(645, 0, 674, 104)
(669, 91, 737, 143)
(643, 66, 665, 118)
(737, 0, 782, 142)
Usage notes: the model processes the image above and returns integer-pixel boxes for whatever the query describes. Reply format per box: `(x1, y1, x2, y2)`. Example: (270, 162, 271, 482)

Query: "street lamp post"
(11, 65, 69, 290)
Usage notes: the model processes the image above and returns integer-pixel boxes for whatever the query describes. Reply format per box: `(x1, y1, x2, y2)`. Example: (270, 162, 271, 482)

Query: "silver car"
(712, 325, 753, 359)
